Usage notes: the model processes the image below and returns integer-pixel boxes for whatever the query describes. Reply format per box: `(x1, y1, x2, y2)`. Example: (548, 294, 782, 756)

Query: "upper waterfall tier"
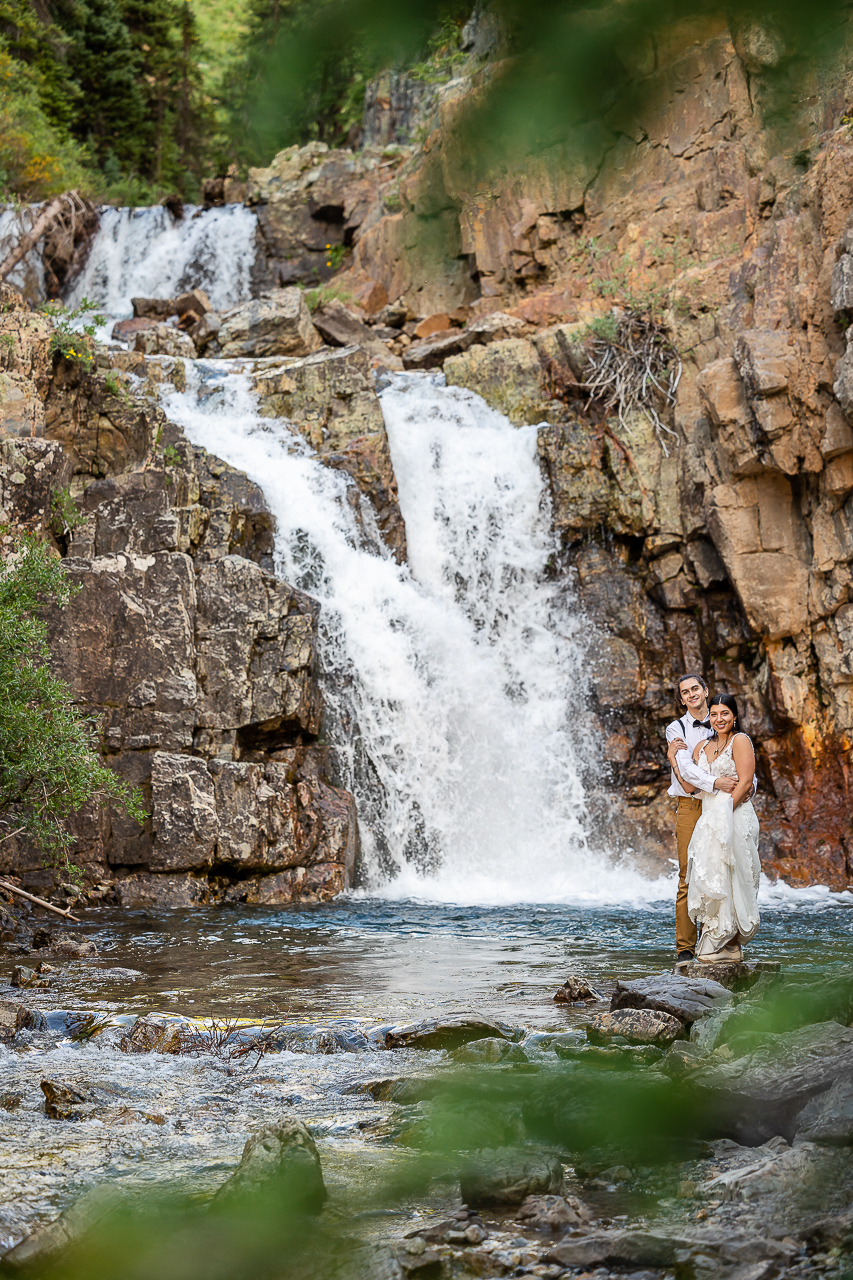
(67, 205, 258, 316)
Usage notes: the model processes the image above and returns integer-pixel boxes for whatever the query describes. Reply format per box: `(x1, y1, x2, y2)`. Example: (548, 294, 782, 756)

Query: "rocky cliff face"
(0, 305, 357, 907)
(240, 25, 853, 886)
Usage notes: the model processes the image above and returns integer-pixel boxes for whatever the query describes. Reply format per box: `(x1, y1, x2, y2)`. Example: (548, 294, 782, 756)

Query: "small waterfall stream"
(66, 204, 258, 314)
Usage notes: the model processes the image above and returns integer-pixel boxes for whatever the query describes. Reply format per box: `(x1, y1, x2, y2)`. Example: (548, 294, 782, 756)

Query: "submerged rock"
(31, 929, 99, 959)
(41, 1079, 98, 1121)
(451, 1037, 528, 1064)
(585, 1008, 684, 1046)
(459, 1147, 563, 1206)
(214, 1120, 327, 1213)
(382, 1015, 518, 1051)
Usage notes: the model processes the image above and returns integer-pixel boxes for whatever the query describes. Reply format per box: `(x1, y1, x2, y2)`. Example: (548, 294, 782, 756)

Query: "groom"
(665, 674, 737, 962)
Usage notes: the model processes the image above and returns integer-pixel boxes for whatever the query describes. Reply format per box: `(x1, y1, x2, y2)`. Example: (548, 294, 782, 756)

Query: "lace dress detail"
(686, 735, 760, 956)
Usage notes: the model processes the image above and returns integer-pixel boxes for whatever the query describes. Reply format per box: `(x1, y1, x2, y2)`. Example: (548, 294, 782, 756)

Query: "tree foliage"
(0, 533, 145, 882)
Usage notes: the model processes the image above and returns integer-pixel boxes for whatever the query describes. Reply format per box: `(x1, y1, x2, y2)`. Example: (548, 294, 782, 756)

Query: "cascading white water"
(66, 204, 258, 316)
(163, 363, 667, 905)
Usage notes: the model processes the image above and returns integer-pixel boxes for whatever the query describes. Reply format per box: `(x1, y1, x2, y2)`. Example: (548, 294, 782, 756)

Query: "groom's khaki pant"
(675, 796, 702, 954)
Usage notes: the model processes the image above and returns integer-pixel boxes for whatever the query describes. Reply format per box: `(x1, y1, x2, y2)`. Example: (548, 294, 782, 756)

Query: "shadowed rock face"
(0, 317, 357, 907)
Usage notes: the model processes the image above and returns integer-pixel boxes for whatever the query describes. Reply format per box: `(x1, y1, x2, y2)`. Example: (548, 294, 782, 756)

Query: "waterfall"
(66, 205, 258, 316)
(163, 364, 664, 905)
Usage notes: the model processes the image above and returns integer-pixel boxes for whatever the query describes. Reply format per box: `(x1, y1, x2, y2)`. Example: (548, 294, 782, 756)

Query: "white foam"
(66, 204, 257, 316)
(162, 365, 669, 907)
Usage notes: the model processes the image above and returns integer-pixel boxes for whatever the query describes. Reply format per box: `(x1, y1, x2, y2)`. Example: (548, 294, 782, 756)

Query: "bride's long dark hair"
(708, 692, 741, 738)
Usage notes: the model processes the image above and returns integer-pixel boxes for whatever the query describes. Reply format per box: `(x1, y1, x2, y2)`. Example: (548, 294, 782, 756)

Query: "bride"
(685, 693, 760, 963)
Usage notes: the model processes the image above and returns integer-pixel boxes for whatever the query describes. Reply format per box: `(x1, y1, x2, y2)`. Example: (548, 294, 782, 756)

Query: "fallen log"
(0, 877, 81, 922)
(0, 190, 99, 288)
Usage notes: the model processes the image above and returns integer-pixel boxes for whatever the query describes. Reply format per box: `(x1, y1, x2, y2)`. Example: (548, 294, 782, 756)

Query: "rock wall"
(0, 309, 357, 907)
(243, 24, 853, 886)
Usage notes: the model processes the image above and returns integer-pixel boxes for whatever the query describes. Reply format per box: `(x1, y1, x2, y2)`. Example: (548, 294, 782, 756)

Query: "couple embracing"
(666, 674, 761, 965)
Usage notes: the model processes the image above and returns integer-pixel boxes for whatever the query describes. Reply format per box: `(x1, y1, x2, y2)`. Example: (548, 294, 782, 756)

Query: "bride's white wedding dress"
(686, 736, 760, 957)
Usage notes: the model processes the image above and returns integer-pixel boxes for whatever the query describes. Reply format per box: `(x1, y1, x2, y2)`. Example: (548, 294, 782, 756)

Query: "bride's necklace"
(709, 730, 733, 762)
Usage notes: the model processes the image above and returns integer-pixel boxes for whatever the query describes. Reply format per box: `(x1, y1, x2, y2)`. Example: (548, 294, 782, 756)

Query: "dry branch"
(583, 310, 682, 456)
(0, 877, 81, 922)
(0, 191, 98, 287)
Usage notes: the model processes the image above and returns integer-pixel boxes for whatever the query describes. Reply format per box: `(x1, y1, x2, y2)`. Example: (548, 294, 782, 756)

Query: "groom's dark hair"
(676, 672, 708, 713)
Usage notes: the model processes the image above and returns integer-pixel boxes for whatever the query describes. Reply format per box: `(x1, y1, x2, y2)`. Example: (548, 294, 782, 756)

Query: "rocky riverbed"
(2, 898, 853, 1279)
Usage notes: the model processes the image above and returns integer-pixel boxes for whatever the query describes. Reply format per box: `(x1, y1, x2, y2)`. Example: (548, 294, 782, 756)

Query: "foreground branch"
(0, 877, 80, 922)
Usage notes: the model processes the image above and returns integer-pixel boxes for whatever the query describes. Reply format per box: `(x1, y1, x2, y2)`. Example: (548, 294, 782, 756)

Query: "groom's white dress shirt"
(665, 713, 715, 798)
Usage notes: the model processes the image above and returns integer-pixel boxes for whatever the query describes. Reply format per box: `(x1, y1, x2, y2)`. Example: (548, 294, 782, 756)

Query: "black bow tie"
(693, 718, 710, 729)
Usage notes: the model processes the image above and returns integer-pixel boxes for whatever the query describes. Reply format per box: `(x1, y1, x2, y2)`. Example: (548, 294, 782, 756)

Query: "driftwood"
(0, 191, 99, 288)
(0, 877, 81, 922)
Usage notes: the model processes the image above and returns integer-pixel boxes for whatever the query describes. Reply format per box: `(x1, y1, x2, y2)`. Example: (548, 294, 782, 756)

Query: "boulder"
(312, 298, 401, 368)
(443, 338, 549, 425)
(114, 873, 209, 910)
(545, 1227, 794, 1270)
(0, 1185, 128, 1271)
(794, 1074, 853, 1145)
(459, 1148, 564, 1206)
(217, 289, 322, 359)
(611, 973, 732, 1023)
(214, 1120, 327, 1213)
(342, 1076, 447, 1103)
(553, 974, 604, 1003)
(674, 960, 779, 990)
(41, 1079, 98, 1120)
(31, 930, 98, 959)
(131, 297, 176, 319)
(402, 329, 473, 369)
(451, 1038, 528, 1064)
(119, 1016, 191, 1054)
(133, 323, 197, 359)
(382, 1015, 517, 1051)
(585, 1008, 684, 1046)
(691, 1022, 853, 1142)
(515, 1193, 591, 1231)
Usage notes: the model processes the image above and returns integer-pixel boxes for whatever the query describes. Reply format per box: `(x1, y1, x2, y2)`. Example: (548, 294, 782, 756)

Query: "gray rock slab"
(460, 1147, 563, 1206)
(612, 972, 732, 1022)
(795, 1073, 853, 1145)
(691, 1021, 853, 1142)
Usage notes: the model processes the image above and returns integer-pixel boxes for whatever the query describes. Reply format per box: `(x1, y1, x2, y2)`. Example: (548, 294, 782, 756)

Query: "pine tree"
(64, 0, 148, 171)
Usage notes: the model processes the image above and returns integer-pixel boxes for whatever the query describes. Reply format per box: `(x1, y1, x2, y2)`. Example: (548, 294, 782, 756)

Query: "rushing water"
(162, 364, 660, 905)
(66, 204, 258, 316)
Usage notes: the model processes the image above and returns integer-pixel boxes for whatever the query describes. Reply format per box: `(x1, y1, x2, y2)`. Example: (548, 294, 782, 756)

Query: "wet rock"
(611, 973, 732, 1023)
(1, 1184, 128, 1270)
(383, 1015, 518, 1051)
(119, 1016, 191, 1054)
(214, 1120, 326, 1213)
(516, 1193, 592, 1231)
(10, 964, 46, 988)
(218, 289, 322, 359)
(41, 1079, 98, 1121)
(16, 1005, 46, 1032)
(794, 1075, 853, 1145)
(703, 1135, 818, 1201)
(132, 297, 177, 319)
(342, 1076, 447, 1103)
(133, 323, 197, 359)
(555, 1041, 664, 1067)
(459, 1148, 563, 1206)
(674, 960, 779, 990)
(553, 974, 604, 1003)
(545, 1226, 794, 1270)
(585, 1008, 684, 1046)
(263, 1022, 368, 1054)
(114, 873, 210, 910)
(31, 930, 98, 959)
(691, 1022, 853, 1143)
(451, 1037, 528, 1064)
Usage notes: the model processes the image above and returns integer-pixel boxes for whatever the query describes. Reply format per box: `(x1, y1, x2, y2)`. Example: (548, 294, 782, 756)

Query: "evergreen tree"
(64, 0, 148, 171)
